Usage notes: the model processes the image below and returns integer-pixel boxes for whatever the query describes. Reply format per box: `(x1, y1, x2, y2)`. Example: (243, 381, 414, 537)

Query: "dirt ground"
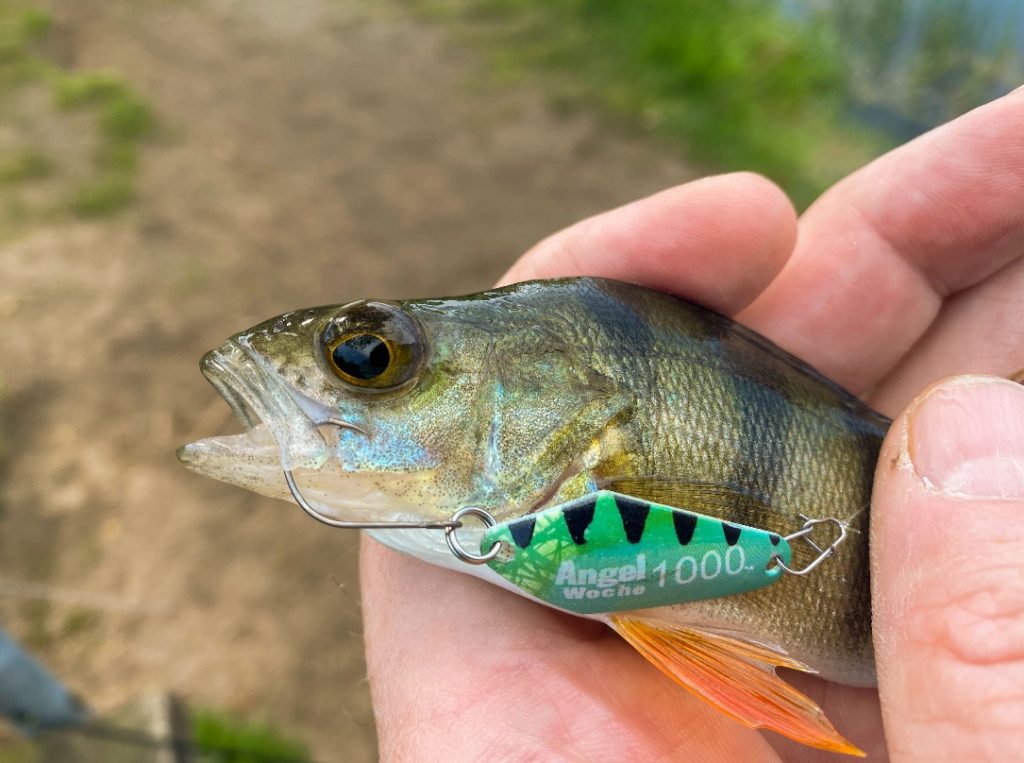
(0, 1, 694, 759)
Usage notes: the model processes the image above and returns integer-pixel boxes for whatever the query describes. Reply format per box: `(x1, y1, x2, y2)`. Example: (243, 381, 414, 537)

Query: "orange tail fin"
(610, 616, 864, 757)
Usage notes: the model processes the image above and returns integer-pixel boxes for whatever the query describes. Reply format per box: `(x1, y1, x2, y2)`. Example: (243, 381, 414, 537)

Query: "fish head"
(178, 281, 629, 526)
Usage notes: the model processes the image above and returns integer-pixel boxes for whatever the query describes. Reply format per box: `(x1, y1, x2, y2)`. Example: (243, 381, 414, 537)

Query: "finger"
(500, 172, 798, 314)
(870, 255, 1024, 414)
(871, 376, 1024, 760)
(741, 91, 1024, 393)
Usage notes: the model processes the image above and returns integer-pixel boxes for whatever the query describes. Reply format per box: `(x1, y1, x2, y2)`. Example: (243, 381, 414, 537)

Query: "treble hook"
(772, 516, 849, 576)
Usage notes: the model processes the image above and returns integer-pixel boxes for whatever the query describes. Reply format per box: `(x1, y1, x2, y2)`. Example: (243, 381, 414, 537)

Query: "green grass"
(0, 5, 50, 63)
(56, 72, 156, 142)
(54, 71, 127, 107)
(0, 149, 51, 183)
(98, 92, 154, 142)
(57, 75, 153, 217)
(55, 70, 154, 218)
(0, 707, 310, 763)
(0, 5, 50, 94)
(417, 0, 893, 207)
(68, 174, 135, 217)
(0, 3, 155, 226)
(0, 739, 38, 763)
(60, 608, 100, 639)
(191, 709, 312, 763)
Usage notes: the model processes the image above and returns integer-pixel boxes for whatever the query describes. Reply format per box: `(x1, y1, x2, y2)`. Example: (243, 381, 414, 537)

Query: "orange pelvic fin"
(1011, 368, 1024, 385)
(610, 616, 864, 757)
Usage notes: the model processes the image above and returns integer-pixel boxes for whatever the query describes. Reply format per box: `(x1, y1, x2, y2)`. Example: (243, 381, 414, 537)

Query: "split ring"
(445, 506, 501, 565)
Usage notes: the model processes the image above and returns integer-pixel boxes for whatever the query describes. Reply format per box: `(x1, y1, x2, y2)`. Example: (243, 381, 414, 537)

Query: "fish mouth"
(177, 340, 420, 520)
(177, 339, 332, 492)
(199, 345, 264, 430)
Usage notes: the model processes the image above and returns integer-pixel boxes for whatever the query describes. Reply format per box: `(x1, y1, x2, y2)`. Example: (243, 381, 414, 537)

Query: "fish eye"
(332, 334, 391, 381)
(322, 301, 424, 390)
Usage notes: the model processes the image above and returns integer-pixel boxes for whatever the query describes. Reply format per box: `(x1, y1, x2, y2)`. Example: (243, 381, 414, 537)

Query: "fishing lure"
(179, 277, 887, 755)
(477, 491, 847, 614)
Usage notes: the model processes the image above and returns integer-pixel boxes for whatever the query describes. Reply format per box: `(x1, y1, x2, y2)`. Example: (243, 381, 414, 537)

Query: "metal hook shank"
(283, 470, 503, 565)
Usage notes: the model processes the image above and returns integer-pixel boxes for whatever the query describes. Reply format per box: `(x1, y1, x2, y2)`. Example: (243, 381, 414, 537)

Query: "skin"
(362, 89, 1024, 762)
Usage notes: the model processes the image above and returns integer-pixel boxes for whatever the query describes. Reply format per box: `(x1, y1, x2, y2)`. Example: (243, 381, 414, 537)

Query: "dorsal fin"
(610, 616, 864, 756)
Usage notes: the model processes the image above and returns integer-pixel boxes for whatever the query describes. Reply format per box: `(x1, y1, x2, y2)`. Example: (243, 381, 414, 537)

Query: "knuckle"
(911, 559, 1024, 666)
(903, 555, 1024, 733)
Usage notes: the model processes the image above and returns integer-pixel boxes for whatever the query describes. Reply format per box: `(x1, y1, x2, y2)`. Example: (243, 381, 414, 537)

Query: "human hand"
(361, 90, 1024, 761)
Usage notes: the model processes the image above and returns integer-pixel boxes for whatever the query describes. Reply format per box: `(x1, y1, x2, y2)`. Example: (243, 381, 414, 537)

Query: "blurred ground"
(0, 0, 694, 759)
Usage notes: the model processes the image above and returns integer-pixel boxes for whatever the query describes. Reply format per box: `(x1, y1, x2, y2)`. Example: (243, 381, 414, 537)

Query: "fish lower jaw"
(178, 423, 292, 499)
(178, 423, 431, 523)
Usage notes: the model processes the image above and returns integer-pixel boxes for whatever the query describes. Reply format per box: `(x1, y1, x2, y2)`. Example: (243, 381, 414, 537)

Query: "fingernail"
(908, 376, 1024, 499)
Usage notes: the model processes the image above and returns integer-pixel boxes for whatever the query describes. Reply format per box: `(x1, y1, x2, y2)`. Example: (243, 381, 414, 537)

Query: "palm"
(362, 92, 1024, 761)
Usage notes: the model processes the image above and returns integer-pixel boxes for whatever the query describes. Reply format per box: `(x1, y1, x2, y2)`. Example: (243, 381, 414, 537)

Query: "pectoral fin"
(610, 616, 864, 756)
(480, 337, 630, 506)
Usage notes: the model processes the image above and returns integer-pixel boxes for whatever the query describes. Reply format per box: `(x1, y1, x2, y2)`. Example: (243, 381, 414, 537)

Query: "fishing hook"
(284, 470, 502, 562)
(282, 416, 458, 530)
(282, 469, 460, 530)
(282, 416, 502, 562)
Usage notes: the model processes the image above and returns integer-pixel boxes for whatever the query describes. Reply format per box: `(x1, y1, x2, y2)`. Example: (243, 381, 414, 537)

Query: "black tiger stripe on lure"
(505, 494, 753, 555)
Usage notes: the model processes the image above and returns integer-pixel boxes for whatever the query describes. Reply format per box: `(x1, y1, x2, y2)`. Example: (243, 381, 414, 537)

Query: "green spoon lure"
(482, 490, 793, 615)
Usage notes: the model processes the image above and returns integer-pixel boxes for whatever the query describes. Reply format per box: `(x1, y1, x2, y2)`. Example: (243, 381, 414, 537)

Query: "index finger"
(500, 172, 798, 314)
(741, 91, 1024, 393)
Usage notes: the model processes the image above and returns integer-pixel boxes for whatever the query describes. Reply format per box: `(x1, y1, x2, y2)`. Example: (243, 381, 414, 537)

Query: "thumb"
(871, 375, 1024, 761)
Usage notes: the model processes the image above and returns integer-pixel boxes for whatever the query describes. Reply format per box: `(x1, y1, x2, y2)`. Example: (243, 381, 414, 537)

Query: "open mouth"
(200, 347, 262, 430)
(178, 339, 331, 476)
(177, 339, 407, 519)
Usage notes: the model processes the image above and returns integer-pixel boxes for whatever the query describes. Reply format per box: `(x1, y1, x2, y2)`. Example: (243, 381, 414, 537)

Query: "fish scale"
(555, 282, 883, 686)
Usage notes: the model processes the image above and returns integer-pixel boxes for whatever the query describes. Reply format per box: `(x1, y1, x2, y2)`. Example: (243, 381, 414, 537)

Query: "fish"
(178, 277, 888, 755)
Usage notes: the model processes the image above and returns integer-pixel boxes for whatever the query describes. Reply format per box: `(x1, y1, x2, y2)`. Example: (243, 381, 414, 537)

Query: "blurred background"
(0, 0, 1019, 760)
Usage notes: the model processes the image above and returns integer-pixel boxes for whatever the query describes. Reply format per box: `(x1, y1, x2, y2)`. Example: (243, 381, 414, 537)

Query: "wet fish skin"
(179, 277, 888, 687)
